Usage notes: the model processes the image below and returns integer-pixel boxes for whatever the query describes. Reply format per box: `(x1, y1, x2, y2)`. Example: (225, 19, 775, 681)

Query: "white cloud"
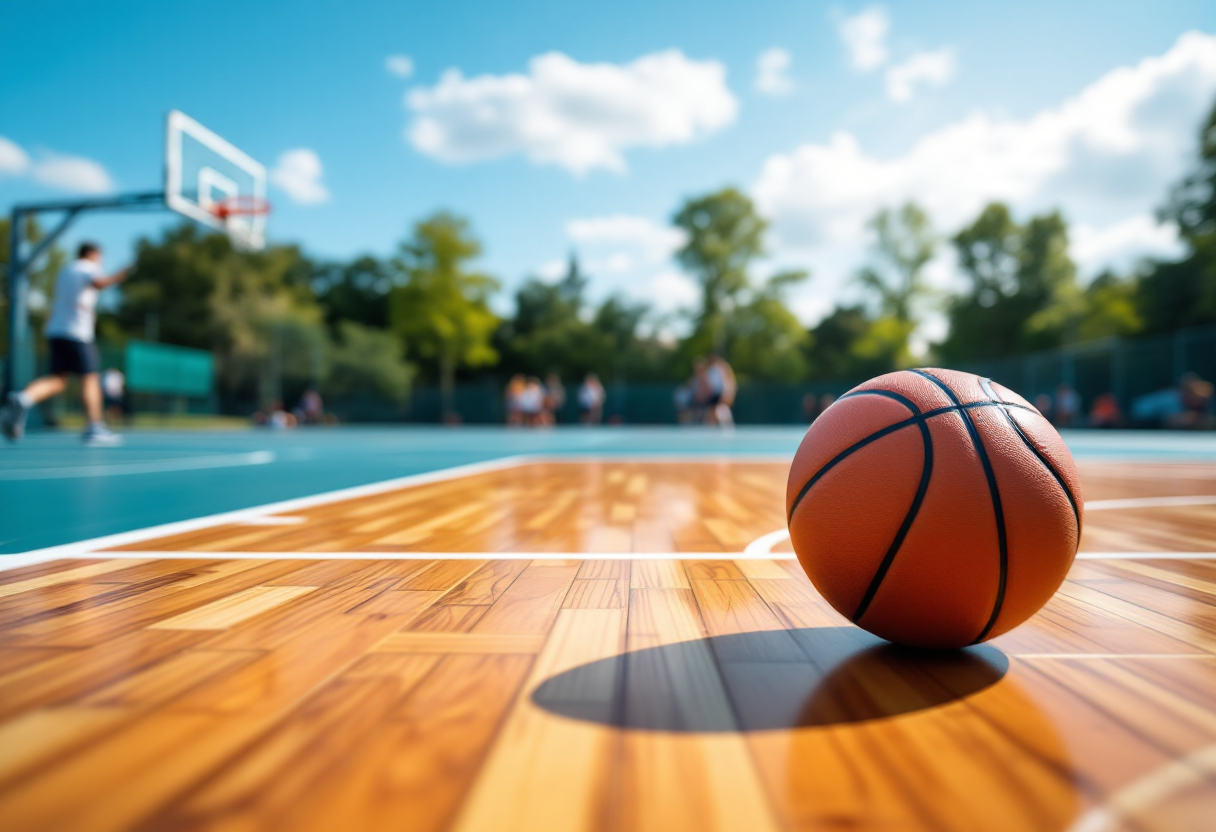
(1072, 214, 1183, 276)
(386, 54, 414, 78)
(271, 148, 330, 205)
(0, 137, 114, 193)
(405, 50, 738, 174)
(753, 31, 1216, 322)
(755, 48, 794, 97)
(537, 259, 567, 281)
(565, 215, 687, 263)
(0, 136, 30, 175)
(885, 48, 955, 102)
(31, 154, 114, 193)
(839, 7, 890, 72)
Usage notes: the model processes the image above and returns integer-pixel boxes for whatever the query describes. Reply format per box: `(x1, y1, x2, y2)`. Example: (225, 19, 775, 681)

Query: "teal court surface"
(4, 426, 1216, 558)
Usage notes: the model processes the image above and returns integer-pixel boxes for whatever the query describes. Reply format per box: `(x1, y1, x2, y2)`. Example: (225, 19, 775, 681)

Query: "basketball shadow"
(532, 626, 1008, 732)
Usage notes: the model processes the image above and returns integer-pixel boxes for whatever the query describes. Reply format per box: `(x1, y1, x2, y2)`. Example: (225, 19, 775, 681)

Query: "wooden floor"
(1, 459, 1215, 831)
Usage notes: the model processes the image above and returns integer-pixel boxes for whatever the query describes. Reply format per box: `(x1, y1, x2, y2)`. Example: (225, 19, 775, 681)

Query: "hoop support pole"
(4, 191, 164, 395)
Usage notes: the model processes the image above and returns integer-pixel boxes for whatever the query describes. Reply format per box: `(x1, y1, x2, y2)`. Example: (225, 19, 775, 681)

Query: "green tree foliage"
(496, 256, 672, 382)
(854, 203, 935, 367)
(389, 212, 499, 416)
(726, 271, 810, 382)
(116, 224, 324, 404)
(673, 188, 767, 351)
(324, 321, 413, 401)
(313, 255, 395, 331)
(1139, 97, 1216, 333)
(937, 205, 1082, 362)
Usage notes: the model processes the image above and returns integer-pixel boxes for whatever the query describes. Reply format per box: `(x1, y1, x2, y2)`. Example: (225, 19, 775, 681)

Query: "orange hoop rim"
(213, 195, 272, 220)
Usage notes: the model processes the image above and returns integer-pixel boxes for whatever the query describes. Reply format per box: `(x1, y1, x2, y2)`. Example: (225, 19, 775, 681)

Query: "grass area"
(53, 413, 251, 431)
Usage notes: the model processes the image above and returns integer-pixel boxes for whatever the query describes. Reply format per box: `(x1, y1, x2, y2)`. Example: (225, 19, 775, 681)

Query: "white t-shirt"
(45, 259, 102, 343)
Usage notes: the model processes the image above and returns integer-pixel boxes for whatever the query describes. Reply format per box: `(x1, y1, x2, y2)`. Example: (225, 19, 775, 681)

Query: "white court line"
(0, 550, 798, 573)
(236, 516, 305, 526)
(1013, 653, 1216, 659)
(1085, 495, 1216, 510)
(1065, 742, 1216, 832)
(9, 455, 533, 562)
(6, 453, 793, 562)
(1075, 552, 1216, 560)
(0, 450, 276, 480)
(744, 529, 792, 556)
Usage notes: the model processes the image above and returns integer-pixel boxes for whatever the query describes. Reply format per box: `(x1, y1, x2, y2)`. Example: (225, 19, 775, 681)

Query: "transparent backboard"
(165, 110, 267, 250)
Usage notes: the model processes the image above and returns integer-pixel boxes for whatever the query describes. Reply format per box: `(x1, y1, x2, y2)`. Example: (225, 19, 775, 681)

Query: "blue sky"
(2, 0, 1214, 333)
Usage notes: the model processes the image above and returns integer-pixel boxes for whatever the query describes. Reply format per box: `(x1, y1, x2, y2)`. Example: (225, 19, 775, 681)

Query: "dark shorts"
(48, 338, 99, 376)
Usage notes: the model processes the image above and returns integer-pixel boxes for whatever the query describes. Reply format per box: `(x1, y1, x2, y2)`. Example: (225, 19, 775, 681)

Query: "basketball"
(786, 368, 1084, 649)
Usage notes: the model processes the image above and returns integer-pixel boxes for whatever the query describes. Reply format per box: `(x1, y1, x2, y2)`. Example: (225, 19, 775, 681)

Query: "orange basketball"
(786, 368, 1083, 649)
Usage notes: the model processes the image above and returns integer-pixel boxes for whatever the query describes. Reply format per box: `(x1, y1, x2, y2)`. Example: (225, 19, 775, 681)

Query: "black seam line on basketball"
(852, 410, 934, 624)
(837, 389, 922, 414)
(785, 399, 1037, 524)
(910, 370, 1008, 646)
(978, 377, 1082, 543)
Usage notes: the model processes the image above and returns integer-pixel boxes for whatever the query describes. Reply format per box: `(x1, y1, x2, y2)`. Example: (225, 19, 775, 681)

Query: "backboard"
(165, 110, 267, 250)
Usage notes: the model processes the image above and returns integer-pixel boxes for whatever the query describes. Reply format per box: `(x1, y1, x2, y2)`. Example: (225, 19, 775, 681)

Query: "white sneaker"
(83, 425, 122, 447)
(1, 394, 28, 441)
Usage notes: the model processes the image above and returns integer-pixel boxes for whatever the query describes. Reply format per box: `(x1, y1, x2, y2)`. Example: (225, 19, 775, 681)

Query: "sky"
(2, 0, 1215, 341)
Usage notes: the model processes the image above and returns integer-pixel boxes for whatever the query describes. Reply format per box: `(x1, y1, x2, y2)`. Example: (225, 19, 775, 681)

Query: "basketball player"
(1, 242, 130, 445)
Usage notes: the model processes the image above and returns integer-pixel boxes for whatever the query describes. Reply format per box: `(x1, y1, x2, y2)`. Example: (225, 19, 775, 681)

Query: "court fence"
(6, 324, 1214, 427)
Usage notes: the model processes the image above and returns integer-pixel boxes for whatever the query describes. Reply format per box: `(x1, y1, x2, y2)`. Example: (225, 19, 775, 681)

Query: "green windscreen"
(125, 341, 214, 397)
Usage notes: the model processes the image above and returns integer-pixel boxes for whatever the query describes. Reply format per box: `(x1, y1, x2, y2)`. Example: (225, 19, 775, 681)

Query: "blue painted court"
(4, 426, 1216, 555)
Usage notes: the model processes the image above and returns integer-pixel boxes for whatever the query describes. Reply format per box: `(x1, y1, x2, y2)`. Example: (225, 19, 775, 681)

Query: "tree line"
(3, 98, 1214, 415)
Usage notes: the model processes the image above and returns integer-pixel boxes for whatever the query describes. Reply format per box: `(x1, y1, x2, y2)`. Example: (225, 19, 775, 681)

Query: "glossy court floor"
(2, 427, 1216, 831)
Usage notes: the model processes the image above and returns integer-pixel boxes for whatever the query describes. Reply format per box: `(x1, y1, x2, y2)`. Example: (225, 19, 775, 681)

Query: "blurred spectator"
(520, 377, 545, 426)
(802, 393, 819, 423)
(578, 373, 605, 424)
(255, 400, 297, 430)
(1033, 393, 1054, 421)
(544, 373, 565, 425)
(704, 354, 737, 427)
(1173, 373, 1215, 429)
(1088, 393, 1122, 429)
(297, 388, 324, 425)
(675, 381, 696, 424)
(1054, 384, 1080, 427)
(818, 393, 836, 417)
(101, 368, 130, 425)
(505, 374, 525, 426)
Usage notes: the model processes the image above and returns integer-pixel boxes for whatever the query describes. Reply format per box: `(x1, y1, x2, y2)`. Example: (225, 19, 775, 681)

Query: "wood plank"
(449, 609, 625, 832)
(374, 632, 547, 654)
(148, 585, 317, 631)
(0, 706, 130, 789)
(617, 588, 781, 832)
(629, 559, 690, 589)
(290, 653, 534, 832)
(0, 560, 149, 599)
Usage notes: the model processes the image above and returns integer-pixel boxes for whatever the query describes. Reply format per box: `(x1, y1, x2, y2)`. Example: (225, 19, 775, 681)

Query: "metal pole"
(5, 210, 29, 395)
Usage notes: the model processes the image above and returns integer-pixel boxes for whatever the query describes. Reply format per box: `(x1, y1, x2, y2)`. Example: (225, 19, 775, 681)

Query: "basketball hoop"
(212, 195, 272, 221)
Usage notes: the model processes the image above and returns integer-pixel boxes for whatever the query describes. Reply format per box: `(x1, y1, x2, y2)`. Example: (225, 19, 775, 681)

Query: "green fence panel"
(125, 341, 214, 397)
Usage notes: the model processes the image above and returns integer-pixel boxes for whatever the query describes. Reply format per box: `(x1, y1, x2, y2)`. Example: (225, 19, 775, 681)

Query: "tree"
(115, 224, 325, 406)
(389, 212, 499, 418)
(726, 271, 810, 382)
(313, 255, 395, 331)
(324, 321, 414, 401)
(673, 188, 767, 351)
(1139, 95, 1216, 333)
(938, 204, 1083, 362)
(855, 203, 936, 367)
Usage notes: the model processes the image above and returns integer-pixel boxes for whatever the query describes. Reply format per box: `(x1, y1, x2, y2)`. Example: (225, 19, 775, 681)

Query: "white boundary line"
(0, 450, 276, 481)
(1085, 495, 1216, 511)
(9, 455, 533, 563)
(1, 453, 797, 569)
